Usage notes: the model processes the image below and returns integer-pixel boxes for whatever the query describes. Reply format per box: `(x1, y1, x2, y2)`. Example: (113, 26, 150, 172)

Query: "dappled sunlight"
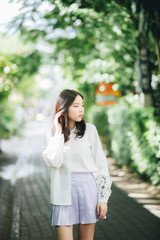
(109, 157, 160, 218)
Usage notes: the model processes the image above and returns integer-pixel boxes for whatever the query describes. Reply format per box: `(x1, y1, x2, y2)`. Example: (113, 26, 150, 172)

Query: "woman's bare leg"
(55, 225, 73, 240)
(78, 223, 96, 240)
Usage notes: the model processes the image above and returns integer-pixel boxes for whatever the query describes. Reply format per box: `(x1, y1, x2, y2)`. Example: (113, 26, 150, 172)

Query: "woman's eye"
(74, 105, 84, 107)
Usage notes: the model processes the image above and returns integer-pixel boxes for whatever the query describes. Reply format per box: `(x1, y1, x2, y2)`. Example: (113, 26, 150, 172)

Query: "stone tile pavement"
(0, 120, 160, 240)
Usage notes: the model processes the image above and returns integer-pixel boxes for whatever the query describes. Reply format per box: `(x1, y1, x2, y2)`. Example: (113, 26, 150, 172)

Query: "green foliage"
(0, 55, 16, 101)
(0, 35, 42, 138)
(8, 0, 160, 95)
(86, 104, 112, 155)
(0, 50, 41, 102)
(107, 94, 160, 185)
(86, 105, 108, 136)
(9, 0, 137, 92)
(108, 101, 132, 167)
(0, 101, 25, 138)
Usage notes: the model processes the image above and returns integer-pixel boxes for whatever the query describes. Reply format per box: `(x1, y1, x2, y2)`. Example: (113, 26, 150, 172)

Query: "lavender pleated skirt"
(50, 172, 107, 226)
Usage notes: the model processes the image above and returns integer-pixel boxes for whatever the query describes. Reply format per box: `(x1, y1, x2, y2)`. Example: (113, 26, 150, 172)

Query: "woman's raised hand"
(53, 111, 63, 134)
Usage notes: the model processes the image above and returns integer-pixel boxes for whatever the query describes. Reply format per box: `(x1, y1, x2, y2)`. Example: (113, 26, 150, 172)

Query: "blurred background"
(0, 0, 160, 239)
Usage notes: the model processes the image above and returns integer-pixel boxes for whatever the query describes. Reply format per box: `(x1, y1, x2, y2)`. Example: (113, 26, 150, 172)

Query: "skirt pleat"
(50, 172, 107, 226)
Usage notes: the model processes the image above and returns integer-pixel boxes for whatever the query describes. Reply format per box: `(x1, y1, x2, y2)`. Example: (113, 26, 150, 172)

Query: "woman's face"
(68, 95, 84, 122)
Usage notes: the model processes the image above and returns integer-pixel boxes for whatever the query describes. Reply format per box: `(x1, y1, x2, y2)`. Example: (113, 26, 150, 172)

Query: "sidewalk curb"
(9, 180, 21, 240)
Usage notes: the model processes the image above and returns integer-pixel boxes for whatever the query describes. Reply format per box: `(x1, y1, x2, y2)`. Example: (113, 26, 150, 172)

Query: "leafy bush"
(86, 104, 112, 156)
(108, 94, 160, 185)
(0, 101, 26, 138)
(107, 102, 132, 167)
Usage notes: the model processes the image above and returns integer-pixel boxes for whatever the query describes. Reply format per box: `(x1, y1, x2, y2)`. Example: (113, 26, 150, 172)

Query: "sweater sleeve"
(42, 129, 64, 168)
(90, 124, 112, 203)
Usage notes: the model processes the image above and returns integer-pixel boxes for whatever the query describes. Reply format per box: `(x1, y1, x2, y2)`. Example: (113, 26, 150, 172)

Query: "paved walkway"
(0, 120, 160, 240)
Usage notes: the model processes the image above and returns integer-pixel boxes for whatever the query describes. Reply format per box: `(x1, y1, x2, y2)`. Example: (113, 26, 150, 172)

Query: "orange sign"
(95, 82, 121, 106)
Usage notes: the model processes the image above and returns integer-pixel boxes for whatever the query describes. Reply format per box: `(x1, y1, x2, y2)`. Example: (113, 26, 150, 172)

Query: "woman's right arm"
(42, 131, 64, 168)
(42, 111, 64, 168)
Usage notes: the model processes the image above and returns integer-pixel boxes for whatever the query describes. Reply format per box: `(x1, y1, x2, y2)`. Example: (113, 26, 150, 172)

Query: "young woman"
(42, 89, 112, 240)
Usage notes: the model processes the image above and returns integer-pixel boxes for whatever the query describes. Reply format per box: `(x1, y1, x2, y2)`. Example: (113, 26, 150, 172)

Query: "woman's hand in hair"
(53, 111, 63, 134)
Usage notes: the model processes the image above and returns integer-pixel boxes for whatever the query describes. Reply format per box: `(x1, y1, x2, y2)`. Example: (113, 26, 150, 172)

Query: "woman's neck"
(68, 121, 75, 131)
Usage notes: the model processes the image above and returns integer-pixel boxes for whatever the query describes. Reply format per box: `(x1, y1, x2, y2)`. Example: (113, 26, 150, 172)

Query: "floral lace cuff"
(96, 175, 112, 202)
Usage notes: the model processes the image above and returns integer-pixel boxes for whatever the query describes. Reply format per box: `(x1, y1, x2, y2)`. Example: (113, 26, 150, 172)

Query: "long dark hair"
(52, 89, 86, 142)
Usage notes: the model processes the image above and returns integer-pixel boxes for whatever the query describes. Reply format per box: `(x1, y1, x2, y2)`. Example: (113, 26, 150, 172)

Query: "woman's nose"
(79, 107, 83, 112)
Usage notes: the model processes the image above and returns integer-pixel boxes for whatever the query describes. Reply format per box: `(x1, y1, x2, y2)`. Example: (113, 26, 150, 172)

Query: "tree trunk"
(136, 8, 152, 107)
(155, 36, 160, 74)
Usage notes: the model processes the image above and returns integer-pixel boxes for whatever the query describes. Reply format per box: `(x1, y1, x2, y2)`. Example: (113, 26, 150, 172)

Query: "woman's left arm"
(90, 124, 112, 219)
(90, 125, 112, 203)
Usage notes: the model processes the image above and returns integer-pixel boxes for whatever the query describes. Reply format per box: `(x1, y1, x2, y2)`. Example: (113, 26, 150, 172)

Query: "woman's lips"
(78, 115, 83, 117)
